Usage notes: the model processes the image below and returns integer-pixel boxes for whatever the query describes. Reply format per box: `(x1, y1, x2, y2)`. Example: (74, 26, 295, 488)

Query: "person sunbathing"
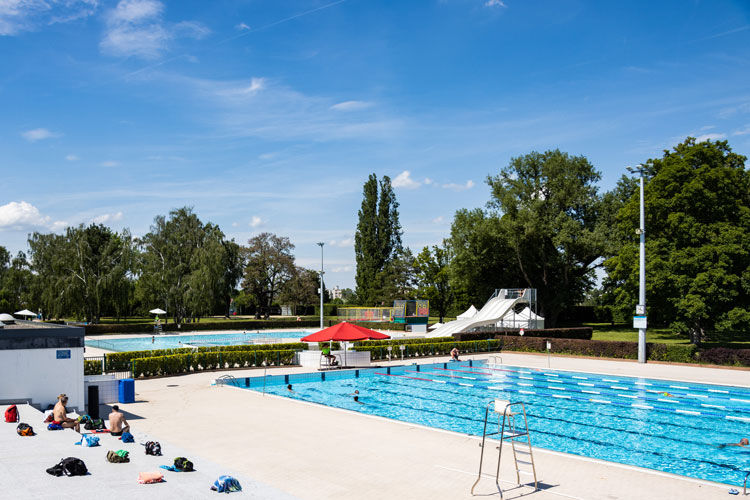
(108, 405, 130, 436)
(53, 394, 80, 432)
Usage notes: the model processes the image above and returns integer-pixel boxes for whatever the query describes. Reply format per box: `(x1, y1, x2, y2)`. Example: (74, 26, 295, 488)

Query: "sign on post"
(633, 316, 647, 329)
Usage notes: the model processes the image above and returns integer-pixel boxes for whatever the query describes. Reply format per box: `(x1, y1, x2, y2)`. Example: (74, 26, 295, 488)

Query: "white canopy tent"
(497, 307, 544, 329)
(14, 309, 36, 319)
(149, 308, 167, 315)
(456, 305, 478, 320)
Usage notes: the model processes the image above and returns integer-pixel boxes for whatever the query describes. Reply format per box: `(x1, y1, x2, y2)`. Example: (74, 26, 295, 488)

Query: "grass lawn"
(587, 323, 690, 344)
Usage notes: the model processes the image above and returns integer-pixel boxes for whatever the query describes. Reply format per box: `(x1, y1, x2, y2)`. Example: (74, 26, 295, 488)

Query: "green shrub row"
(131, 349, 297, 377)
(85, 320, 319, 335)
(355, 337, 454, 347)
(354, 339, 503, 360)
(104, 342, 307, 371)
(84, 359, 103, 375)
(454, 327, 593, 341)
(497, 337, 698, 362)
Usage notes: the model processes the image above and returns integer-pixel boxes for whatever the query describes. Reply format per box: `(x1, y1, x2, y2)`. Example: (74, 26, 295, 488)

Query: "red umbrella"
(301, 322, 390, 342)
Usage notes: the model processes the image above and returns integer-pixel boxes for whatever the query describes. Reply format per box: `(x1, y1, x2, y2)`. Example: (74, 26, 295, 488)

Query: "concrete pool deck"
(105, 352, 749, 500)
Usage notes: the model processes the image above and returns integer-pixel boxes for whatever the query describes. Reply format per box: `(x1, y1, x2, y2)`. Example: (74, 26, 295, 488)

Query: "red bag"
(5, 405, 18, 423)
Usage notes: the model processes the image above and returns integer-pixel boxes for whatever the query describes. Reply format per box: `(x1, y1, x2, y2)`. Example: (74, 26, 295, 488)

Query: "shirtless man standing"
(108, 405, 130, 436)
(53, 394, 80, 432)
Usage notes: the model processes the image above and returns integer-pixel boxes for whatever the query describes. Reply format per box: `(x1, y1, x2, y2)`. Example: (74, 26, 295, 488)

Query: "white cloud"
(424, 177, 434, 185)
(485, 0, 507, 7)
(694, 133, 726, 142)
(733, 126, 750, 136)
(100, 160, 119, 167)
(392, 170, 421, 189)
(0, 0, 98, 36)
(100, 0, 208, 60)
(217, 77, 265, 96)
(330, 100, 373, 112)
(328, 238, 353, 248)
(231, 222, 239, 227)
(331, 265, 353, 273)
(91, 211, 123, 224)
(65, 154, 79, 161)
(432, 216, 445, 224)
(249, 216, 263, 228)
(442, 180, 475, 191)
(21, 128, 60, 142)
(0, 201, 65, 231)
(236, 22, 250, 31)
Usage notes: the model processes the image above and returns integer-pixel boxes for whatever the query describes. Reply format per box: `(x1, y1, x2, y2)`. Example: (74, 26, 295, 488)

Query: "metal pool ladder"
(471, 399, 538, 497)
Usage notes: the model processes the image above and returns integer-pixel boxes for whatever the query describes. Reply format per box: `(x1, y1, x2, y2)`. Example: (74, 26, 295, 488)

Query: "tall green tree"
(415, 245, 453, 322)
(604, 138, 750, 343)
(485, 150, 607, 326)
(278, 266, 319, 313)
(139, 207, 230, 325)
(0, 248, 34, 314)
(354, 174, 403, 305)
(241, 232, 296, 319)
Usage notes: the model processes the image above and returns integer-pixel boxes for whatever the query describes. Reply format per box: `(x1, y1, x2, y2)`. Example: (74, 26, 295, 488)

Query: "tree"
(447, 208, 515, 311)
(485, 150, 607, 326)
(241, 233, 296, 319)
(279, 266, 319, 313)
(354, 174, 403, 305)
(0, 248, 33, 314)
(415, 245, 454, 322)
(604, 138, 750, 343)
(139, 207, 230, 325)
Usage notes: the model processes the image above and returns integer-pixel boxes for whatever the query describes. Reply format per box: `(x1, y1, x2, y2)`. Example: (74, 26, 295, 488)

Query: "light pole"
(627, 164, 647, 363)
(317, 242, 325, 330)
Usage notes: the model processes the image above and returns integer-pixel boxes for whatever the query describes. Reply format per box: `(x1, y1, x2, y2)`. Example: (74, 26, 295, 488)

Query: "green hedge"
(131, 349, 297, 377)
(497, 337, 698, 362)
(104, 342, 307, 371)
(84, 359, 103, 375)
(85, 320, 319, 335)
(454, 327, 593, 341)
(355, 337, 454, 347)
(354, 339, 503, 360)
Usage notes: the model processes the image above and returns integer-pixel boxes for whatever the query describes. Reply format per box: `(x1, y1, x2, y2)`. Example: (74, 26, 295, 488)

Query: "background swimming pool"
(241, 360, 750, 486)
(87, 331, 307, 352)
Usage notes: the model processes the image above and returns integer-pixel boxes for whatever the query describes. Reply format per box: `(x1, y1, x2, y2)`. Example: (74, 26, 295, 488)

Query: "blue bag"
(47, 423, 63, 431)
(77, 434, 100, 447)
(211, 475, 242, 493)
(120, 431, 134, 443)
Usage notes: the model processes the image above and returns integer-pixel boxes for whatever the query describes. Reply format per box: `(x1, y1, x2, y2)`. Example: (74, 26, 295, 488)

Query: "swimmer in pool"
(719, 438, 749, 448)
(350, 389, 360, 396)
(287, 384, 294, 392)
(354, 395, 364, 405)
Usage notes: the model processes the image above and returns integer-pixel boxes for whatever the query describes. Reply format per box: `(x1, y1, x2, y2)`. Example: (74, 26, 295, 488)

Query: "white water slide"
(426, 293, 526, 338)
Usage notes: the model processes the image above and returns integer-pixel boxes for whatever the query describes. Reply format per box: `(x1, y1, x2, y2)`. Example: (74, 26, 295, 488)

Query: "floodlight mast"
(317, 242, 325, 330)
(627, 164, 647, 363)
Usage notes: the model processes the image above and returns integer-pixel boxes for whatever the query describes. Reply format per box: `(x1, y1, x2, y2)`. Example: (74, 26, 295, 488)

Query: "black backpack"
(16, 423, 34, 436)
(84, 418, 105, 431)
(46, 457, 88, 477)
(145, 441, 162, 456)
(174, 456, 194, 472)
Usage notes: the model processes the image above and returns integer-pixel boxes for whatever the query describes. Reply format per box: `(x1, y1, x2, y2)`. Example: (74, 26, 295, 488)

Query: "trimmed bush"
(84, 359, 103, 375)
(85, 320, 319, 336)
(131, 349, 298, 377)
(356, 337, 454, 347)
(647, 344, 698, 363)
(354, 339, 503, 360)
(104, 342, 307, 371)
(698, 348, 750, 366)
(454, 327, 593, 342)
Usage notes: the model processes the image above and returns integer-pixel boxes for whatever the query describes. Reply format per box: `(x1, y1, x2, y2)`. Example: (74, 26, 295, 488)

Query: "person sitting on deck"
(53, 394, 80, 432)
(450, 347, 460, 361)
(108, 405, 130, 436)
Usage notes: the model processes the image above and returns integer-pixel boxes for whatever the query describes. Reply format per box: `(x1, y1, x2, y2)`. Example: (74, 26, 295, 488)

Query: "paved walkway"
(0, 403, 296, 499)
(114, 352, 747, 500)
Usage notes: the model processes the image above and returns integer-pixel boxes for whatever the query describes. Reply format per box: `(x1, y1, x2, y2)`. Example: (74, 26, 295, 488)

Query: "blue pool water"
(241, 360, 750, 486)
(87, 331, 307, 352)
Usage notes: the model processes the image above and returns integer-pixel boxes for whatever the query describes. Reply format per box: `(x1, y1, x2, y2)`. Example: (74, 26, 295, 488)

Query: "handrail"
(744, 471, 749, 495)
(216, 374, 240, 387)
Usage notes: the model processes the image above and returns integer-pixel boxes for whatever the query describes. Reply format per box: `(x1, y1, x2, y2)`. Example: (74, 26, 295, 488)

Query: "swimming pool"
(86, 331, 308, 352)
(239, 360, 750, 486)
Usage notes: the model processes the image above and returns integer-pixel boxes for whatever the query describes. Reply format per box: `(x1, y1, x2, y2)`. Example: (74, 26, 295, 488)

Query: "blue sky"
(1, 0, 749, 290)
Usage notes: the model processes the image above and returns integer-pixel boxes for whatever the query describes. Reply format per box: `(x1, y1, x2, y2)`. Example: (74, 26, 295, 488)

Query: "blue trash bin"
(118, 378, 135, 404)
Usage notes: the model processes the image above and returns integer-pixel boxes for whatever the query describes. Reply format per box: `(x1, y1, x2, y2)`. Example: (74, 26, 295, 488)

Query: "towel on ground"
(137, 471, 164, 484)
